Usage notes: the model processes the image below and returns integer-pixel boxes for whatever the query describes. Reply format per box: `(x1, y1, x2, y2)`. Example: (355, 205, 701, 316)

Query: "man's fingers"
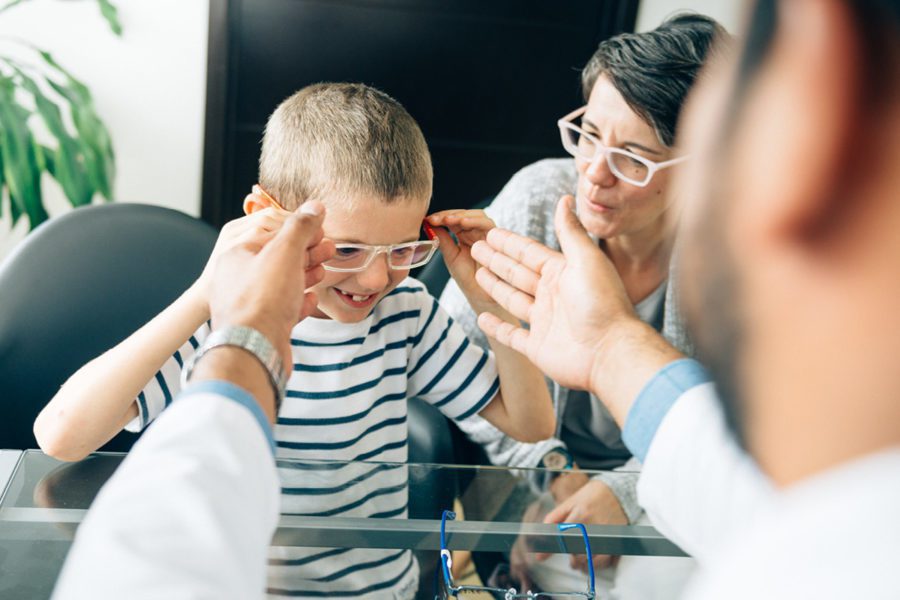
(238, 228, 277, 248)
(307, 239, 336, 269)
(477, 314, 531, 355)
(485, 227, 558, 274)
(261, 202, 326, 266)
(472, 240, 540, 296)
(299, 291, 319, 321)
(475, 268, 534, 323)
(305, 264, 326, 289)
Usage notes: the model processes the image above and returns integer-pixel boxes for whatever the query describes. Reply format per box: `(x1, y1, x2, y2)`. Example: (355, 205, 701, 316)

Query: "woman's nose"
(584, 151, 617, 188)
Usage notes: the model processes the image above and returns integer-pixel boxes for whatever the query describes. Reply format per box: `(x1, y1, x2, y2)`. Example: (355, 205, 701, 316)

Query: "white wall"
(0, 0, 209, 258)
(637, 0, 745, 32)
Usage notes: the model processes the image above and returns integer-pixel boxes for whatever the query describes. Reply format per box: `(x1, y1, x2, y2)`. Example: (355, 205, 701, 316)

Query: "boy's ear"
(243, 193, 270, 216)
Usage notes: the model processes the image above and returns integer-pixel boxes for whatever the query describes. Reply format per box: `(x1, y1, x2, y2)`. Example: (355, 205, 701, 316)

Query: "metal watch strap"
(181, 325, 288, 408)
(542, 448, 574, 483)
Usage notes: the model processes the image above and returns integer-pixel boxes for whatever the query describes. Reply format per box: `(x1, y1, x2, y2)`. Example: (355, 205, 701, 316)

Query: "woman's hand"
(426, 209, 497, 310)
(542, 479, 628, 572)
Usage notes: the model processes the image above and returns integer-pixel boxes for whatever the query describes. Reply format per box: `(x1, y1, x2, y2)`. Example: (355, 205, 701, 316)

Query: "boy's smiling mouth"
(333, 288, 378, 309)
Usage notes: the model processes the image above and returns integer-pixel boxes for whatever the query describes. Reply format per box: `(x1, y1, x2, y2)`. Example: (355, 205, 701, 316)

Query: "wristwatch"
(181, 325, 288, 408)
(540, 447, 574, 471)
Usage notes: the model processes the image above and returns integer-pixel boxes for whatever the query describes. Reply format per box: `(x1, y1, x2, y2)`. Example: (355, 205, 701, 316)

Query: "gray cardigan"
(438, 158, 693, 523)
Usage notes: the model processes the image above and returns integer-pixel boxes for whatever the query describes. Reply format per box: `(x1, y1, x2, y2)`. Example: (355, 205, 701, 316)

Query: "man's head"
(251, 83, 433, 323)
(679, 0, 900, 484)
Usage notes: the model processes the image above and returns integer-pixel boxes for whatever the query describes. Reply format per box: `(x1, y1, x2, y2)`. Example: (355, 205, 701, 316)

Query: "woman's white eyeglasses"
(557, 106, 688, 187)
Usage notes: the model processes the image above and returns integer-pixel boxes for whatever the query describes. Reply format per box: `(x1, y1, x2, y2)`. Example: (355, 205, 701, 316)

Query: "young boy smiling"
(35, 83, 554, 598)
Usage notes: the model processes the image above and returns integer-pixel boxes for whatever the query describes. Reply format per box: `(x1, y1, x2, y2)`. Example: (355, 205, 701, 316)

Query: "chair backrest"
(407, 397, 457, 519)
(0, 203, 218, 451)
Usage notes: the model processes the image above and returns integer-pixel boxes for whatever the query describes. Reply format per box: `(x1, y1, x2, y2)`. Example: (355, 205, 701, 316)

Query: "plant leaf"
(0, 0, 28, 18)
(0, 77, 48, 228)
(96, 0, 122, 37)
(40, 52, 115, 201)
(0, 142, 5, 220)
(16, 67, 94, 207)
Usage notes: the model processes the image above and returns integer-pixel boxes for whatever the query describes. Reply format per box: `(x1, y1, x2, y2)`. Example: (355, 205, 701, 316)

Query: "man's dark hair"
(581, 13, 727, 147)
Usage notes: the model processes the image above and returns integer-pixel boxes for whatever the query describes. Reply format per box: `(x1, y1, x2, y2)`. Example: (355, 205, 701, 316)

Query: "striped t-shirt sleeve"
(406, 295, 500, 421)
(123, 321, 212, 432)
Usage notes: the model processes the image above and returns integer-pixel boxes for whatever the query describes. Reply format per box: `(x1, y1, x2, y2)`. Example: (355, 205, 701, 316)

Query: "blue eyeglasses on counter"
(437, 510, 597, 599)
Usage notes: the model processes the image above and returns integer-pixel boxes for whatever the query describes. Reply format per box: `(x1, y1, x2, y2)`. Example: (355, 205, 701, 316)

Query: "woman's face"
(574, 75, 675, 240)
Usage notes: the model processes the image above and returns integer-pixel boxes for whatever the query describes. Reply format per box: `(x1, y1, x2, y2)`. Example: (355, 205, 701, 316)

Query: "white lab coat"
(637, 382, 900, 599)
(52, 391, 279, 600)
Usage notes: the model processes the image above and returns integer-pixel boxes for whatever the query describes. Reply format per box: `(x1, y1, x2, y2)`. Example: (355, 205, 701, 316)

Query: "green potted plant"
(0, 0, 120, 230)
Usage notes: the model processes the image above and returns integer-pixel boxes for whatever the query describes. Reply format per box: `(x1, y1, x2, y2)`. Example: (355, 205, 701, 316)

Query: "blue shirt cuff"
(180, 380, 276, 456)
(622, 359, 711, 462)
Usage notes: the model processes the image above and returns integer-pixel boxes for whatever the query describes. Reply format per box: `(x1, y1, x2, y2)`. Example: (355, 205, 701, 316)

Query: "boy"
(35, 83, 554, 598)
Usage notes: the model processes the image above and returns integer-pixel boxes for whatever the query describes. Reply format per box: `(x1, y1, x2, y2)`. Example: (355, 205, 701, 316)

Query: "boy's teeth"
(352, 294, 369, 302)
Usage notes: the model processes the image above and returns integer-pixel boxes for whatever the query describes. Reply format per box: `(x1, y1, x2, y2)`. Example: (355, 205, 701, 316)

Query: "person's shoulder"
(499, 158, 578, 204)
(504, 158, 579, 193)
(488, 158, 575, 245)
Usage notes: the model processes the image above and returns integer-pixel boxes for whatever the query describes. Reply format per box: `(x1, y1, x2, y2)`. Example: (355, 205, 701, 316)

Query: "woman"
(439, 13, 726, 598)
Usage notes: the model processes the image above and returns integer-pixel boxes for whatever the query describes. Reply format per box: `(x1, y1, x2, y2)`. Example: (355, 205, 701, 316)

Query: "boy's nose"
(585, 151, 617, 188)
(356, 253, 391, 291)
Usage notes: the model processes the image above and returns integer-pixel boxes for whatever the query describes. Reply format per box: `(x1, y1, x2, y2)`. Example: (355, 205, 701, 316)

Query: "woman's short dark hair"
(581, 13, 727, 147)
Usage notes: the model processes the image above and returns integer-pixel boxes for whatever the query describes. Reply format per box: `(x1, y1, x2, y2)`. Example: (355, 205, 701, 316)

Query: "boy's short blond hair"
(258, 83, 432, 210)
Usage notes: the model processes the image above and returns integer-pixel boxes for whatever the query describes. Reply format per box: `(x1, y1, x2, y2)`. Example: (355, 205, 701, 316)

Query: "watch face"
(543, 451, 568, 470)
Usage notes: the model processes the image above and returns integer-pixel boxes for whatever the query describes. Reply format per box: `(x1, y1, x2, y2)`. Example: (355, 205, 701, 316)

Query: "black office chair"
(0, 203, 218, 451)
(406, 397, 459, 599)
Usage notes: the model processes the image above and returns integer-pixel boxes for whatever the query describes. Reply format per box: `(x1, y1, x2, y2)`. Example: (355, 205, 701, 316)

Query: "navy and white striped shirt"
(128, 277, 499, 598)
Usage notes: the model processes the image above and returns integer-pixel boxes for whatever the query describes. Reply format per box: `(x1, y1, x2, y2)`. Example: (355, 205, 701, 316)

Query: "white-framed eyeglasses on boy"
(557, 106, 688, 187)
(253, 183, 440, 273)
(323, 239, 439, 273)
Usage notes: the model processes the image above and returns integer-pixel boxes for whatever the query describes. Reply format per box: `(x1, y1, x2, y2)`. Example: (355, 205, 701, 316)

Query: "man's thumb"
(554, 196, 595, 260)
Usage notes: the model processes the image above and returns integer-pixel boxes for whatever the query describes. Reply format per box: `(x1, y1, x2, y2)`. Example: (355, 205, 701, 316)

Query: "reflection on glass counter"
(0, 451, 686, 600)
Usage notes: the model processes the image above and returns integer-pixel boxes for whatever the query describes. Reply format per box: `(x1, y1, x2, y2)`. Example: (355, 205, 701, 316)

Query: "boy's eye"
(391, 246, 414, 258)
(334, 247, 364, 260)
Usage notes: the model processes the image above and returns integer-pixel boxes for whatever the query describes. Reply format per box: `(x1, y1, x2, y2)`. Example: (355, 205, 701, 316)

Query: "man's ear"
(729, 0, 864, 249)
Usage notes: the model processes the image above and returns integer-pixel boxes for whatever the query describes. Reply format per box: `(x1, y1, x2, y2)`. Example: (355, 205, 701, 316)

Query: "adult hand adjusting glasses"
(255, 184, 440, 272)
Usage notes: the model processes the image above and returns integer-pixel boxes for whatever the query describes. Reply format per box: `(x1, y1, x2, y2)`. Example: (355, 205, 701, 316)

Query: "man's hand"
(471, 195, 682, 425)
(207, 201, 334, 368)
(426, 209, 498, 309)
(471, 195, 635, 389)
(194, 206, 293, 311)
(543, 479, 628, 572)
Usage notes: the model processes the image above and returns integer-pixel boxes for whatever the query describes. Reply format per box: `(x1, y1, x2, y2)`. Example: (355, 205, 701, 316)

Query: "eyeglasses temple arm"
(558, 523, 596, 595)
(440, 510, 457, 590)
